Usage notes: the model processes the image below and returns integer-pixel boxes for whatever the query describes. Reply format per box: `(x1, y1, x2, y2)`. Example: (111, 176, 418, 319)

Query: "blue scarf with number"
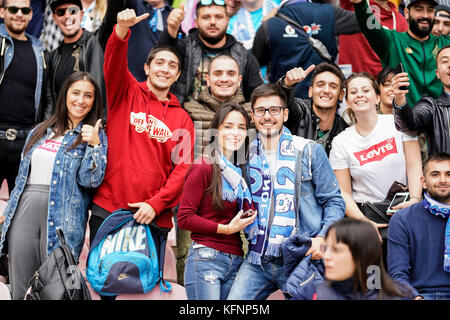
(422, 192, 450, 273)
(245, 127, 297, 265)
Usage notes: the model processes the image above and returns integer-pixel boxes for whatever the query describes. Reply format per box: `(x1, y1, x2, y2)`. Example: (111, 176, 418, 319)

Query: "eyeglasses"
(5, 6, 32, 15)
(200, 0, 225, 5)
(252, 106, 285, 117)
(54, 5, 80, 17)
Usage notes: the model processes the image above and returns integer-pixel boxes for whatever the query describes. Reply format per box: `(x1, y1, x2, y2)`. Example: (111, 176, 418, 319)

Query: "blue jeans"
(420, 292, 450, 300)
(227, 257, 288, 300)
(184, 243, 243, 300)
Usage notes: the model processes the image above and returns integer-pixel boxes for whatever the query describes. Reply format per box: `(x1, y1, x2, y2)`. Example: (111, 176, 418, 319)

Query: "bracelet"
(410, 196, 421, 201)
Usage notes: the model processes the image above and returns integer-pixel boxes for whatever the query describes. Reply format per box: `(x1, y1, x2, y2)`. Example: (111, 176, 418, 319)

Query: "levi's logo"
(353, 137, 397, 166)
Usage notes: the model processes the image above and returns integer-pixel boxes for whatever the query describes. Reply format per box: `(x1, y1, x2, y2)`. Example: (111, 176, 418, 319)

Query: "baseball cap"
(404, 0, 438, 8)
(436, 4, 450, 17)
(49, 0, 83, 13)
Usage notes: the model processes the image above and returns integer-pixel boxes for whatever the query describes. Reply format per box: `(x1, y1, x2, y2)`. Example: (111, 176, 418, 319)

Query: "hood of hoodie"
(137, 81, 181, 109)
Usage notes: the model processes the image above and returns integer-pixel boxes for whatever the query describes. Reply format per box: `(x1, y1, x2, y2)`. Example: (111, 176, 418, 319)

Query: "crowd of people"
(0, 0, 449, 301)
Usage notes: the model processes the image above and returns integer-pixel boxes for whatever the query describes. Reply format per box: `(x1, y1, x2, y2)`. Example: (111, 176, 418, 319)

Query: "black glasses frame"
(5, 6, 32, 15)
(252, 106, 286, 117)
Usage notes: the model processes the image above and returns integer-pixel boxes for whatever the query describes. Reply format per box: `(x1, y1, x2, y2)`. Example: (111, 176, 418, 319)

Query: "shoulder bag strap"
(275, 12, 333, 63)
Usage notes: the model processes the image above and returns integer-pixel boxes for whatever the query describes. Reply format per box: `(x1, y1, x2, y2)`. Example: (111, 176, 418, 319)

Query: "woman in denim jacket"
(0, 71, 107, 300)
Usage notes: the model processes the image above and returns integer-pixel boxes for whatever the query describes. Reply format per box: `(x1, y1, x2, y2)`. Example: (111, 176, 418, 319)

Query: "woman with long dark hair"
(177, 102, 256, 300)
(0, 71, 107, 299)
(314, 218, 412, 300)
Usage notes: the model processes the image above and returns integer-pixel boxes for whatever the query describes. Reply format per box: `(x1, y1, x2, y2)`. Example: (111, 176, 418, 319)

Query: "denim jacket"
(291, 135, 345, 238)
(0, 123, 108, 259)
(0, 23, 51, 122)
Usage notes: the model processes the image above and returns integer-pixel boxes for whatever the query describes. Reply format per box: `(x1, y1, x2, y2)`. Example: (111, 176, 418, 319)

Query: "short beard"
(427, 190, 450, 203)
(198, 28, 227, 45)
(5, 22, 27, 36)
(409, 17, 434, 38)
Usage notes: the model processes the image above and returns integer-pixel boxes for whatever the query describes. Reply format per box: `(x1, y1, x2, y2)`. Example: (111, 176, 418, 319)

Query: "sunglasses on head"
(200, 0, 225, 5)
(5, 6, 32, 15)
(55, 5, 80, 17)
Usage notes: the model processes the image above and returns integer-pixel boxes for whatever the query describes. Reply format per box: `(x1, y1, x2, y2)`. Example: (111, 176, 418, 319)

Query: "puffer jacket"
(281, 233, 325, 300)
(183, 87, 252, 159)
(394, 93, 450, 154)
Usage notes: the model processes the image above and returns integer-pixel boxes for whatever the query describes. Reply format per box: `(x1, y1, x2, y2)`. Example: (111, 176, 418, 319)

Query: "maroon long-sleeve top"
(177, 158, 244, 256)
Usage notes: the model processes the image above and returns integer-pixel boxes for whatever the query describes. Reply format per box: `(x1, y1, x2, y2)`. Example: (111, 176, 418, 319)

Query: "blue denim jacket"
(0, 123, 107, 259)
(292, 136, 345, 238)
(0, 23, 46, 122)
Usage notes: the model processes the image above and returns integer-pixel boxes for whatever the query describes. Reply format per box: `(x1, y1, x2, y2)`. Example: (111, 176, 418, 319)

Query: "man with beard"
(0, 0, 51, 195)
(388, 152, 450, 300)
(47, 0, 123, 119)
(350, 0, 450, 106)
(157, 0, 263, 105)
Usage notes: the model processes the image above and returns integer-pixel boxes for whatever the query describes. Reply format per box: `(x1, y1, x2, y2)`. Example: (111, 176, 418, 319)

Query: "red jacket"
(338, 0, 408, 76)
(93, 27, 195, 229)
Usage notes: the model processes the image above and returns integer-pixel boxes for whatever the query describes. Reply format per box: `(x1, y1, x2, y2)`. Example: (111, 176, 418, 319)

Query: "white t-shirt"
(27, 134, 64, 185)
(329, 115, 417, 203)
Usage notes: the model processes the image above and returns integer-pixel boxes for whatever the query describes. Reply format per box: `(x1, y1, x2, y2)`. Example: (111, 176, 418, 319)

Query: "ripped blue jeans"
(184, 242, 243, 300)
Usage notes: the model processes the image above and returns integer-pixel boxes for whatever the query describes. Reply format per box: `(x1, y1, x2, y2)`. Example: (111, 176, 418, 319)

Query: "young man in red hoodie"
(88, 8, 195, 243)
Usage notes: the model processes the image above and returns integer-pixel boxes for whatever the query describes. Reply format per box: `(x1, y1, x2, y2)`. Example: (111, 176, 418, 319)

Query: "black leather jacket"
(285, 98, 348, 156)
(394, 93, 450, 154)
(47, 0, 124, 120)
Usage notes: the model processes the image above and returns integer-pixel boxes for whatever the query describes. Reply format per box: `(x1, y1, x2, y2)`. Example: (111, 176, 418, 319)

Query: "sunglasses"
(200, 0, 225, 5)
(252, 106, 285, 117)
(5, 6, 32, 15)
(55, 5, 80, 17)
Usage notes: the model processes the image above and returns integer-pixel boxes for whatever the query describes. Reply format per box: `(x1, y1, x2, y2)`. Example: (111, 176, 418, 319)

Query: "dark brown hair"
(205, 102, 251, 210)
(311, 62, 346, 91)
(23, 71, 103, 155)
(250, 83, 287, 109)
(326, 218, 411, 299)
(145, 45, 182, 72)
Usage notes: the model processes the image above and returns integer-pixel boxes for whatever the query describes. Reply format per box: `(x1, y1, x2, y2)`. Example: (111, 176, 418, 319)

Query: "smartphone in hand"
(241, 209, 255, 219)
(386, 192, 410, 214)
(394, 63, 408, 90)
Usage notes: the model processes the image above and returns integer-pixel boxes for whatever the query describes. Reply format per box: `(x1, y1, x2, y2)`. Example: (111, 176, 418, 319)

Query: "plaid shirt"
(39, 2, 63, 51)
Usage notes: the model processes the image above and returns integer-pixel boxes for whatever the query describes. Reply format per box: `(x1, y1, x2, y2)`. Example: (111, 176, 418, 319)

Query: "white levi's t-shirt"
(329, 114, 417, 203)
(27, 133, 64, 186)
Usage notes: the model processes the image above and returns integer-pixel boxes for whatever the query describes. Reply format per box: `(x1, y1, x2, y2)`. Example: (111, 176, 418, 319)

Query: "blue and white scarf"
(422, 192, 450, 273)
(245, 127, 297, 265)
(218, 153, 252, 212)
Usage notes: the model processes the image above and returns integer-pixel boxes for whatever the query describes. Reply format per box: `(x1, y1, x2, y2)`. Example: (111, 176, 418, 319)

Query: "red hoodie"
(93, 27, 195, 229)
(338, 0, 408, 77)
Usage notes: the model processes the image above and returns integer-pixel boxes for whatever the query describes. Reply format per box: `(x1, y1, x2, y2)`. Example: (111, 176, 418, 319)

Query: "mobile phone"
(394, 63, 408, 90)
(241, 209, 254, 219)
(386, 192, 410, 214)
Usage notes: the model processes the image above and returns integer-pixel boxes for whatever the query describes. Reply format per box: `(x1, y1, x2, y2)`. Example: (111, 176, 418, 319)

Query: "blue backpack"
(86, 209, 172, 296)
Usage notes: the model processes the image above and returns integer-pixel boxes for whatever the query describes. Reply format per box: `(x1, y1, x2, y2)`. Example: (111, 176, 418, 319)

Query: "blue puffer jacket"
(281, 233, 325, 300)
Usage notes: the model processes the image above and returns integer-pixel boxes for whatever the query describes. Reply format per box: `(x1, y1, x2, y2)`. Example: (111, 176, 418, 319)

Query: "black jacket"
(47, 0, 124, 120)
(157, 28, 263, 105)
(285, 98, 348, 157)
(394, 93, 450, 154)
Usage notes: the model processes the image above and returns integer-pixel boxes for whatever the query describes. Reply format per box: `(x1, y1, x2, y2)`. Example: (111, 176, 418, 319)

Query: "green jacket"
(354, 1, 450, 105)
